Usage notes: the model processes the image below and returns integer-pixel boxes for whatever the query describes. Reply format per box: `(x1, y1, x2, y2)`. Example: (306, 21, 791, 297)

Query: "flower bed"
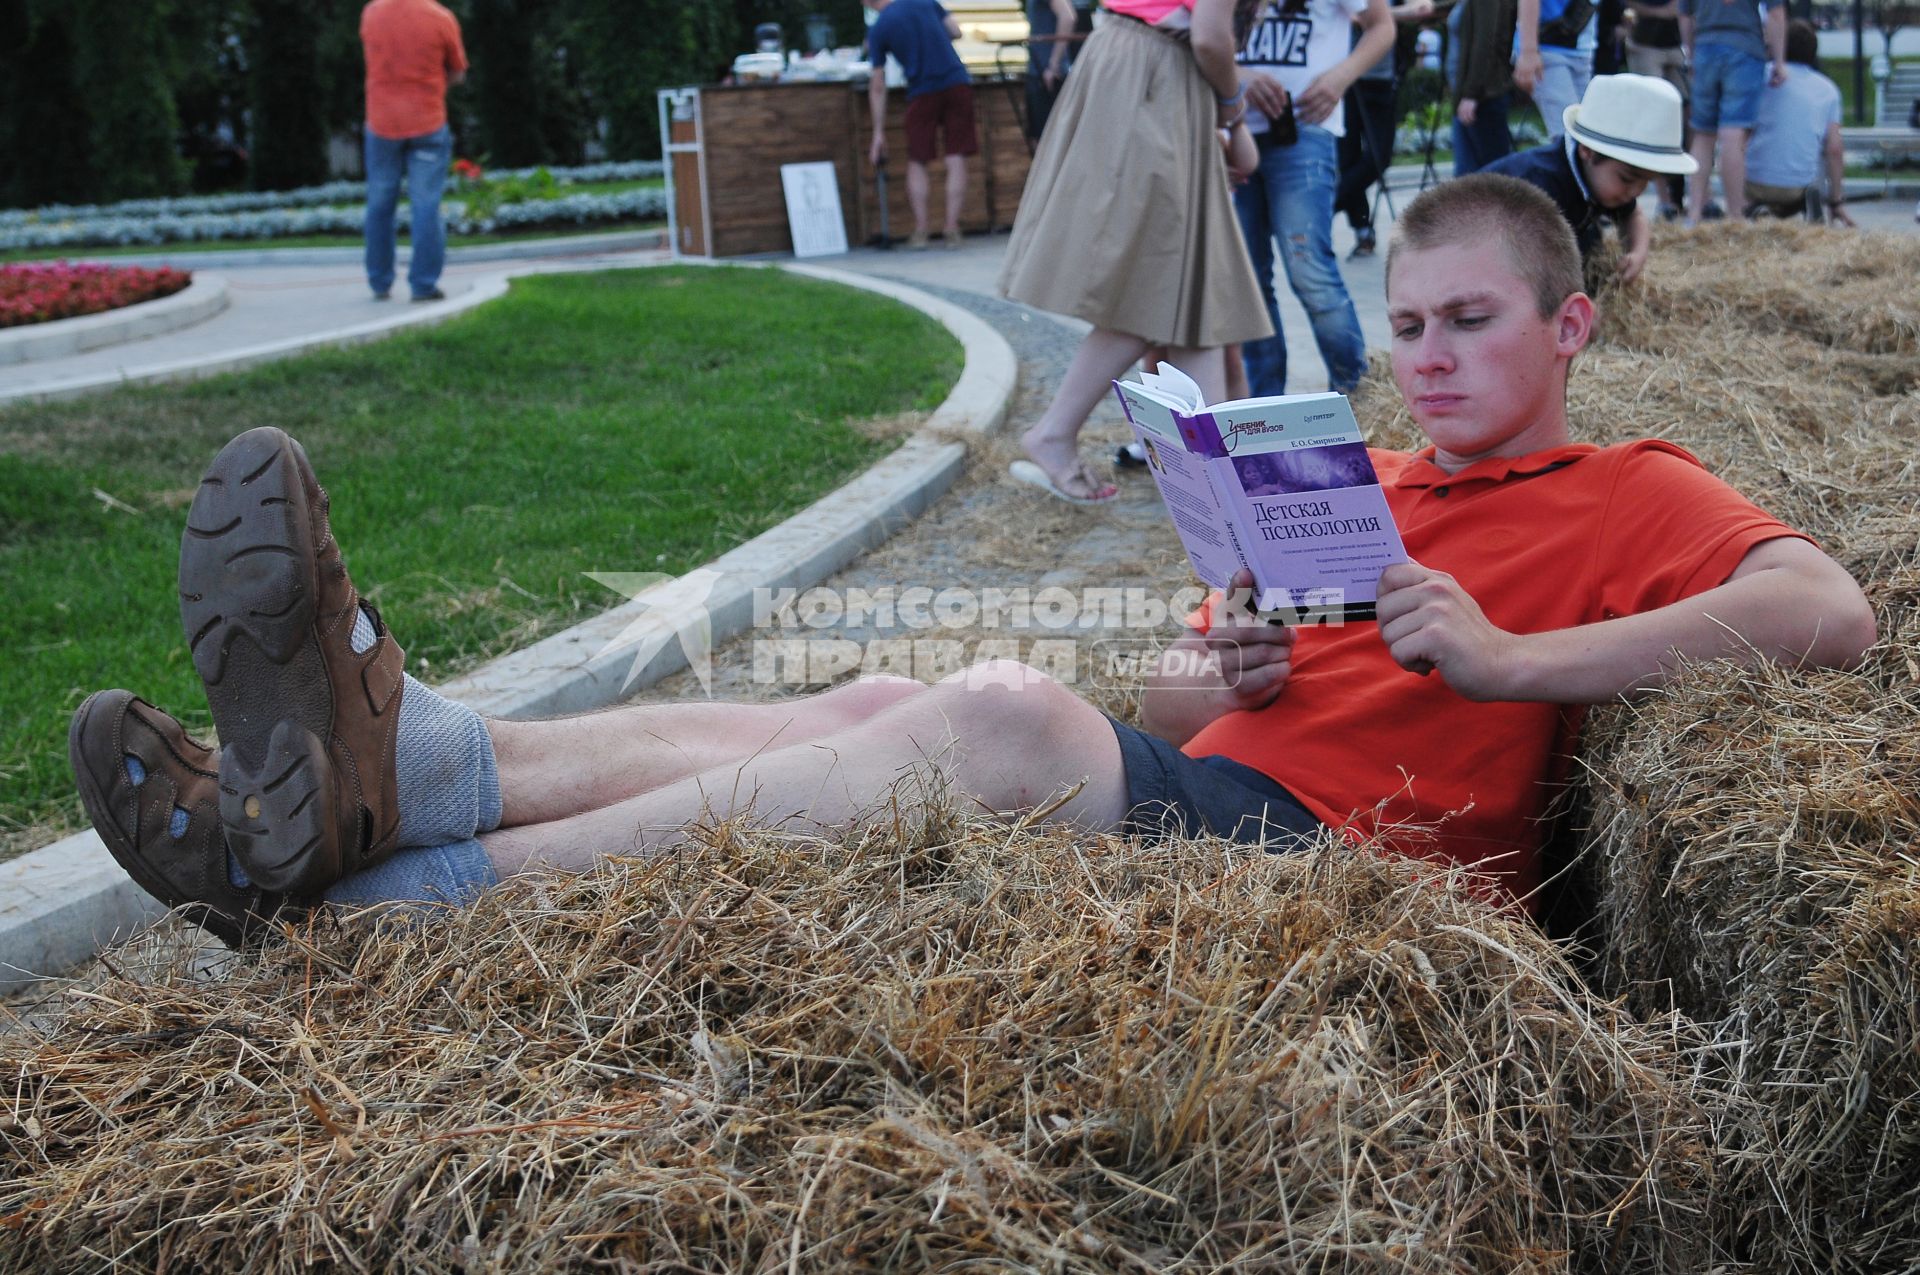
(0, 161, 664, 227)
(0, 261, 191, 328)
(0, 160, 669, 254)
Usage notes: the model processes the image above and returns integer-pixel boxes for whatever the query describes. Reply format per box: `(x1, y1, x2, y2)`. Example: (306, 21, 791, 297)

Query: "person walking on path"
(865, 0, 980, 250)
(1624, 0, 1690, 216)
(1452, 0, 1519, 175)
(1232, 0, 1395, 395)
(360, 0, 466, 303)
(1678, 0, 1785, 226)
(1512, 0, 1596, 144)
(1335, 0, 1436, 260)
(998, 0, 1272, 505)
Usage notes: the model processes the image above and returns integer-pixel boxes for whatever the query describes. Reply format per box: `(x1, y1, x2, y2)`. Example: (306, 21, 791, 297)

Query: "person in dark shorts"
(865, 0, 981, 249)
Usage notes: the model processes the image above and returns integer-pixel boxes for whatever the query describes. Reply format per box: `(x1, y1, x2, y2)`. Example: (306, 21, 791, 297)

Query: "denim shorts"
(1690, 43, 1766, 131)
(1108, 717, 1324, 847)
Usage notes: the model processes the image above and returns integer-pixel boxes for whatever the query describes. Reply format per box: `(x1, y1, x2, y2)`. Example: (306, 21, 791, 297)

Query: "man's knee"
(927, 658, 1080, 735)
(835, 674, 928, 719)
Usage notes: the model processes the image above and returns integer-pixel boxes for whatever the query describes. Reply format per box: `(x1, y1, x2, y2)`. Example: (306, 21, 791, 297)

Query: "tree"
(1865, 0, 1915, 53)
(0, 1, 98, 206)
(69, 0, 189, 200)
(567, 0, 736, 160)
(464, 0, 589, 166)
(248, 0, 333, 190)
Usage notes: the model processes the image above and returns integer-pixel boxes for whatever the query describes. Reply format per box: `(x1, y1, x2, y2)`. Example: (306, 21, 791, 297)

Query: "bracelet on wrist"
(1216, 86, 1246, 110)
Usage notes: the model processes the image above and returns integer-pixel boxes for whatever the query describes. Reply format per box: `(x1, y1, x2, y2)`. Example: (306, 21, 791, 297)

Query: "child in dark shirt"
(1485, 73, 1696, 282)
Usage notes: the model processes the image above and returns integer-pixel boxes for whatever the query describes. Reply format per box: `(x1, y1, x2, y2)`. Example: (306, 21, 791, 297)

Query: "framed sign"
(779, 162, 849, 258)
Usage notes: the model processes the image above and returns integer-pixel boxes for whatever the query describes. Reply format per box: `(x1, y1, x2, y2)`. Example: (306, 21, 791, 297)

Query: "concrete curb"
(0, 260, 1015, 996)
(0, 274, 229, 367)
(438, 261, 1014, 720)
(72, 228, 667, 272)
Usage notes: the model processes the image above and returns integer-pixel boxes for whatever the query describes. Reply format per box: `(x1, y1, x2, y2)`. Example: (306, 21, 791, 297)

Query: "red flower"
(452, 158, 484, 183)
(0, 261, 192, 328)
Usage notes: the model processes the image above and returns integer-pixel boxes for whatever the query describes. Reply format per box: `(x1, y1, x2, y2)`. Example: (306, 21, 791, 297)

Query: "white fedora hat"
(1562, 74, 1699, 175)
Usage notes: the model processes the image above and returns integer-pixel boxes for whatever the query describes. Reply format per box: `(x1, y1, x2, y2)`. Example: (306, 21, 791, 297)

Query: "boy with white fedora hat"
(1485, 73, 1697, 283)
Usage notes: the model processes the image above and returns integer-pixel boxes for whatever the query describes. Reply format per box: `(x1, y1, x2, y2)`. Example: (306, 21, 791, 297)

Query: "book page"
(1111, 380, 1247, 590)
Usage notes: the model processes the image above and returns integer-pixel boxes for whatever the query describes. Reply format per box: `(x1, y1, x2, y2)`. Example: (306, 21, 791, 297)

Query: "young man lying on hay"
(70, 175, 1877, 946)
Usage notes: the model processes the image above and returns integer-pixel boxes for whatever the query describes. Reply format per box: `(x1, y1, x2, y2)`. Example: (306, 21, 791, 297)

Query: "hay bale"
(1, 820, 1709, 1272)
(1577, 647, 1920, 1274)
(1562, 226, 1920, 1274)
(1355, 223, 1920, 1273)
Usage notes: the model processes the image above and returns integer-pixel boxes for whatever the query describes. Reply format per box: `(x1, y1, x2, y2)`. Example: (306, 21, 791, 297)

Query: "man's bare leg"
(487, 676, 928, 828)
(1686, 132, 1716, 223)
(943, 153, 966, 238)
(1717, 126, 1748, 219)
(906, 159, 932, 238)
(480, 661, 1128, 876)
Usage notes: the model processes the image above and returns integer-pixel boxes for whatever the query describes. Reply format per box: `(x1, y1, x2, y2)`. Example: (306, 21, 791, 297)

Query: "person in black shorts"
(865, 0, 982, 249)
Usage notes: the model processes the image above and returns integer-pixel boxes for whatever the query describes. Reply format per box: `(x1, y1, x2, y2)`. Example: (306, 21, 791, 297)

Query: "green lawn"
(0, 266, 962, 859)
(1824, 54, 1920, 125)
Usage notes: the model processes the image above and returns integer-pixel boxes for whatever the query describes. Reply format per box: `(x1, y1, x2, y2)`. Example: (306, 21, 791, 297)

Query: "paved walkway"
(0, 237, 670, 401)
(9, 174, 1912, 404)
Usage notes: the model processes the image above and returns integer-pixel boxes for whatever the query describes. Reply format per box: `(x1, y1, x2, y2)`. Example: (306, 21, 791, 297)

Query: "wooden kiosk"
(659, 79, 1033, 258)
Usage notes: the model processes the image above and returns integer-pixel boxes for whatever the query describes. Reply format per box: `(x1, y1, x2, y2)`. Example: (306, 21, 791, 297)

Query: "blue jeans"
(1451, 92, 1511, 176)
(364, 125, 452, 297)
(1231, 124, 1368, 397)
(1532, 50, 1591, 141)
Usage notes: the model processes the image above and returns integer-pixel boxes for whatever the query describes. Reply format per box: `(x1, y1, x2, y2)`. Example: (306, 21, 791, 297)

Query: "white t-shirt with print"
(1236, 0, 1369, 138)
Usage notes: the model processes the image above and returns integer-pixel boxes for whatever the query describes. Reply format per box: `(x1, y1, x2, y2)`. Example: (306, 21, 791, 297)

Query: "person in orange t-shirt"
(72, 178, 1876, 944)
(360, 0, 467, 302)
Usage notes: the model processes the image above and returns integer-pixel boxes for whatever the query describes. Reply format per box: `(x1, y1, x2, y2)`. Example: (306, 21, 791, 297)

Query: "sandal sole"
(180, 426, 339, 893)
(218, 719, 340, 893)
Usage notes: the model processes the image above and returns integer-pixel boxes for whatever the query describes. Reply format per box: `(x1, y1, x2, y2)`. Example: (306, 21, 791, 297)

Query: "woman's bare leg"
(1021, 326, 1150, 500)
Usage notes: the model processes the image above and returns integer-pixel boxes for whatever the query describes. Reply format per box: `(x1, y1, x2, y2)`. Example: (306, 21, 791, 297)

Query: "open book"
(1113, 365, 1408, 622)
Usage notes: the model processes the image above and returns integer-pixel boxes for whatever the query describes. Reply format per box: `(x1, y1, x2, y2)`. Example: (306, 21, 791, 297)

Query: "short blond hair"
(1385, 175, 1584, 319)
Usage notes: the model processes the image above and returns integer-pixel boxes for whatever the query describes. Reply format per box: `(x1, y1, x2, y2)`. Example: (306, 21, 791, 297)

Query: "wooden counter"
(659, 80, 1033, 259)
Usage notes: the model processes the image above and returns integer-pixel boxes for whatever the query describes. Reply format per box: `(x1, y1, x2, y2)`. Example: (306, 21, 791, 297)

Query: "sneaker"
(1115, 441, 1149, 469)
(1657, 204, 1681, 223)
(68, 690, 302, 948)
(372, 289, 392, 301)
(179, 427, 408, 896)
(1348, 227, 1376, 259)
(410, 287, 446, 302)
(1702, 202, 1726, 222)
(942, 228, 964, 250)
(906, 229, 930, 250)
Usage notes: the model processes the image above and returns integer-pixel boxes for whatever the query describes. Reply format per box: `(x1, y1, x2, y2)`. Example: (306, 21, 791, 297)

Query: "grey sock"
(322, 837, 498, 908)
(350, 605, 502, 846)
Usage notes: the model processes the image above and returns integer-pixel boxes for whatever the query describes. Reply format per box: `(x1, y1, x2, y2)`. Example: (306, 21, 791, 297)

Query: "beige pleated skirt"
(998, 16, 1272, 349)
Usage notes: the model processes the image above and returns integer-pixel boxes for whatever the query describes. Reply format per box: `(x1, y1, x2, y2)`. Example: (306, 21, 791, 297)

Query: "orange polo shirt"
(362, 0, 467, 139)
(1184, 440, 1805, 909)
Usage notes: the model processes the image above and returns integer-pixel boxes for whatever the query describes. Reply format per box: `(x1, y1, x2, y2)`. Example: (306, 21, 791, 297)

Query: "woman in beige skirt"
(1001, 0, 1272, 503)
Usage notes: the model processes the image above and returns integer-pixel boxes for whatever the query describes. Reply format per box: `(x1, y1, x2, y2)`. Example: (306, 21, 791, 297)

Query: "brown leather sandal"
(68, 690, 300, 949)
(178, 427, 406, 896)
